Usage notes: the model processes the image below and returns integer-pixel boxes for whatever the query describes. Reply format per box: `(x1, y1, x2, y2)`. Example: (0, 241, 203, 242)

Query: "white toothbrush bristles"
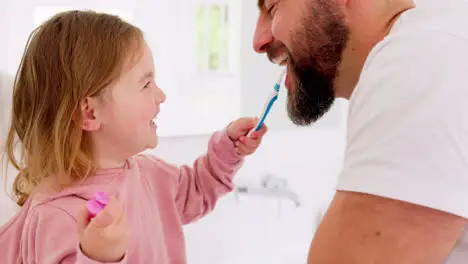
(277, 67, 287, 84)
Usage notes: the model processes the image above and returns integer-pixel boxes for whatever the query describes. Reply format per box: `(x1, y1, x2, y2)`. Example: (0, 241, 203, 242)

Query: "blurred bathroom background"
(0, 0, 354, 263)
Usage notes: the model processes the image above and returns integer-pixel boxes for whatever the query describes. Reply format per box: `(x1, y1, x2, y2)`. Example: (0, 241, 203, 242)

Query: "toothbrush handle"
(86, 192, 109, 219)
(247, 95, 278, 137)
(247, 71, 284, 138)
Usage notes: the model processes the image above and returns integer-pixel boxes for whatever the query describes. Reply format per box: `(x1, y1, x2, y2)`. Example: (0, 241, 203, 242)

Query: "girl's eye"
(143, 81, 150, 89)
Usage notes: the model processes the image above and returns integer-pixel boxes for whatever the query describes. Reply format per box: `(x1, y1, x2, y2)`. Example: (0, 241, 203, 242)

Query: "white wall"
(0, 1, 9, 138)
(152, 103, 347, 264)
(0, 100, 347, 263)
(0, 0, 14, 217)
(0, 0, 344, 137)
(0, 0, 349, 263)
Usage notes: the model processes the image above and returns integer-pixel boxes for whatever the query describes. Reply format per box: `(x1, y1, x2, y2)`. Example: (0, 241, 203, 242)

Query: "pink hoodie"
(0, 130, 243, 264)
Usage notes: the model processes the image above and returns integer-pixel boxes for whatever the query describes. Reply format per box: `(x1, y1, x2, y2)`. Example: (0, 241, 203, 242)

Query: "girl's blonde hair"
(4, 10, 144, 206)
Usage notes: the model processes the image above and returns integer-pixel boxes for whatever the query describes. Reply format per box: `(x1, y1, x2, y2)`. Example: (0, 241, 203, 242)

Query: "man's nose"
(253, 17, 274, 53)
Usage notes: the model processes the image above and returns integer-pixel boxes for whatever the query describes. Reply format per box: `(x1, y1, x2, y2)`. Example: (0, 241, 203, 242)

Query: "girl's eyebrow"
(139, 71, 154, 83)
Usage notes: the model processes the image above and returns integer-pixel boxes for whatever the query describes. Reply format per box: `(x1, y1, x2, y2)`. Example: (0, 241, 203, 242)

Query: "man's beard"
(269, 1, 349, 126)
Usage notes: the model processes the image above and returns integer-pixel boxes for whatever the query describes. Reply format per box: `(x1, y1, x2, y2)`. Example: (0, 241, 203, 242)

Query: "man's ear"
(80, 97, 101, 132)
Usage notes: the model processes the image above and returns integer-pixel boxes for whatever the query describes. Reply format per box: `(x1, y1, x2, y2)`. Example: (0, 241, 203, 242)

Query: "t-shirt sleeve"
(337, 30, 468, 218)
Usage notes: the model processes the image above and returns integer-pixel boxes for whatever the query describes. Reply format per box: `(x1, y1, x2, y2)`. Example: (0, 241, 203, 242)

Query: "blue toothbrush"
(247, 68, 287, 137)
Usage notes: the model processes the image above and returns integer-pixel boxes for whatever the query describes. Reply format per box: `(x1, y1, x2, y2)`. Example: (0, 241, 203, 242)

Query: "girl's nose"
(155, 86, 166, 104)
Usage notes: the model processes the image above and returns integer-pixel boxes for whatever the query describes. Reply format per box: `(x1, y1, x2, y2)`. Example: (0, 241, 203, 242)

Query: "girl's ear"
(80, 97, 101, 132)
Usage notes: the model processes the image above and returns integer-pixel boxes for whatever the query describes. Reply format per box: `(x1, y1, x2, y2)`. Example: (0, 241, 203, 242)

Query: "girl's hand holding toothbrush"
(77, 196, 129, 262)
(227, 117, 268, 156)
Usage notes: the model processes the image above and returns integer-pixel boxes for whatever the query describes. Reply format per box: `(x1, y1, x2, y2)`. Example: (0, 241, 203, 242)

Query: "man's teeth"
(273, 54, 288, 65)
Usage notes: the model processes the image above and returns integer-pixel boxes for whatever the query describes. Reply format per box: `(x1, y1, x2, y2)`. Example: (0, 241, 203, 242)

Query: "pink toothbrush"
(86, 192, 109, 219)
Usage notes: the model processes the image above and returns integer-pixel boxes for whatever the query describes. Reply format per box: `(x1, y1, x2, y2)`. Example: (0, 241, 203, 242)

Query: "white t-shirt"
(336, 2, 468, 263)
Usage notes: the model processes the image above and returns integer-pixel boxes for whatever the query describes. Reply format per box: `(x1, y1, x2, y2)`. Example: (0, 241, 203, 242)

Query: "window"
(18, 1, 241, 137)
(146, 0, 241, 136)
(196, 4, 230, 73)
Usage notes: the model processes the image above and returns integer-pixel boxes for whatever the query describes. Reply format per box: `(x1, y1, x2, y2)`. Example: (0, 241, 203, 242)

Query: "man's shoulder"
(351, 6, 468, 110)
(347, 3, 468, 147)
(389, 2, 468, 41)
(365, 2, 468, 68)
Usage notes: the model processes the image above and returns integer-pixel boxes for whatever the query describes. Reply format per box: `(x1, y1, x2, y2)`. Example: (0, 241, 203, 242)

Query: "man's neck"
(335, 1, 416, 99)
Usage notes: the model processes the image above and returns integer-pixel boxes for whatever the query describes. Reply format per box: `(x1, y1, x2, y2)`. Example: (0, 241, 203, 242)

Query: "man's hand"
(307, 191, 466, 264)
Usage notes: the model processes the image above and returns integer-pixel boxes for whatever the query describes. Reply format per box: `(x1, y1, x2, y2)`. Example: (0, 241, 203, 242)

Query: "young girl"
(0, 10, 267, 264)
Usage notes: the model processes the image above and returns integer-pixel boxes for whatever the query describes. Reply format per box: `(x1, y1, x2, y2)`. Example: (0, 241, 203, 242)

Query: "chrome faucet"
(235, 174, 301, 207)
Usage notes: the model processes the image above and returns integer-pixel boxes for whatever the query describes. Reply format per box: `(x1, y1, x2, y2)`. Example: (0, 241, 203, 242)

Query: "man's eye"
(266, 4, 277, 17)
